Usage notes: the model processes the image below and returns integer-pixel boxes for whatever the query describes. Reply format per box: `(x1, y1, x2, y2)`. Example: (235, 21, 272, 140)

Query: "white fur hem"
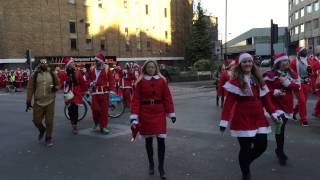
(167, 113, 176, 118)
(230, 127, 271, 137)
(130, 114, 139, 120)
(219, 120, 229, 128)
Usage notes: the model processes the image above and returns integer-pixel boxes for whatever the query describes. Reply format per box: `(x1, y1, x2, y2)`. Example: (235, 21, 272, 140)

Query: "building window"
(86, 39, 93, 49)
(301, 24, 305, 32)
(164, 8, 167, 18)
(69, 21, 76, 34)
(68, 0, 76, 4)
(307, 4, 313, 13)
(136, 28, 142, 51)
(70, 38, 77, 50)
(295, 11, 299, 20)
(100, 39, 106, 50)
(295, 0, 299, 5)
(125, 27, 130, 51)
(165, 31, 168, 39)
(147, 40, 151, 50)
(98, 0, 103, 8)
(85, 23, 90, 34)
(306, 21, 312, 31)
(314, 1, 320, 11)
(295, 26, 299, 34)
(165, 43, 169, 52)
(314, 19, 319, 29)
(300, 8, 305, 17)
(145, 4, 149, 15)
(124, 0, 128, 8)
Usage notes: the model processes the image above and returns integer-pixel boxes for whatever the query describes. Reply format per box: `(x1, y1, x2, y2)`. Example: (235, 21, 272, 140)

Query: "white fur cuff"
(282, 79, 291, 87)
(167, 113, 176, 118)
(219, 120, 229, 128)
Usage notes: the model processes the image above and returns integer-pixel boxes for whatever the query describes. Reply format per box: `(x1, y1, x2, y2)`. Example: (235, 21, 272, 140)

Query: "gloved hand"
(271, 112, 284, 124)
(219, 126, 226, 132)
(26, 100, 33, 112)
(171, 117, 176, 124)
(130, 119, 138, 129)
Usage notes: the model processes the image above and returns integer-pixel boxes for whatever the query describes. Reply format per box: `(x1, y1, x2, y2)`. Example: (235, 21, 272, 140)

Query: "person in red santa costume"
(63, 57, 87, 134)
(217, 59, 236, 107)
(113, 63, 123, 95)
(15, 68, 23, 89)
(263, 53, 300, 166)
(308, 55, 320, 94)
(289, 47, 313, 126)
(88, 53, 115, 135)
(219, 53, 284, 180)
(120, 63, 134, 107)
(130, 60, 176, 180)
(0, 70, 6, 88)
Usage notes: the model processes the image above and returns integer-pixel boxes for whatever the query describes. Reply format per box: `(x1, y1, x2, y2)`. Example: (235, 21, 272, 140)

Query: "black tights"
(145, 137, 165, 171)
(275, 118, 288, 152)
(237, 134, 268, 175)
(68, 103, 79, 125)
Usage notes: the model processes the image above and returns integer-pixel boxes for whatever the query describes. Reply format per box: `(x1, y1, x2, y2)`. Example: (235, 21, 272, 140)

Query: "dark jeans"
(68, 103, 79, 125)
(237, 134, 268, 175)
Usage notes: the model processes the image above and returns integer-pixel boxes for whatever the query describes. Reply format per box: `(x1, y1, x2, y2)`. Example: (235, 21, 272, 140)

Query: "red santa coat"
(217, 69, 231, 96)
(219, 77, 276, 137)
(57, 70, 67, 90)
(64, 70, 88, 105)
(15, 70, 23, 82)
(88, 67, 115, 95)
(130, 75, 175, 136)
(0, 72, 6, 87)
(263, 70, 300, 119)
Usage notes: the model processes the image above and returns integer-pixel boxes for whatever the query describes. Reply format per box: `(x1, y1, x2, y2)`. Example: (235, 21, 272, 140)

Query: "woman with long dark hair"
(130, 60, 176, 180)
(219, 53, 284, 180)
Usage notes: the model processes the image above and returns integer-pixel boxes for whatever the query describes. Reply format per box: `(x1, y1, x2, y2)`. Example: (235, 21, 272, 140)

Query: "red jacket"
(121, 69, 134, 88)
(88, 67, 115, 95)
(131, 75, 175, 135)
(217, 70, 231, 96)
(220, 78, 276, 137)
(64, 70, 88, 104)
(263, 70, 300, 118)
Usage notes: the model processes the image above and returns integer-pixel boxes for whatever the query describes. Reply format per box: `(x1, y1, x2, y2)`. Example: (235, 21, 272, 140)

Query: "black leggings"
(145, 137, 165, 170)
(68, 103, 79, 125)
(237, 134, 268, 175)
(275, 118, 288, 152)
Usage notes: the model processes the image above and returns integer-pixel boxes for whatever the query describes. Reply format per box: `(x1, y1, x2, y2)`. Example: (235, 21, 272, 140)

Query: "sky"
(198, 0, 288, 42)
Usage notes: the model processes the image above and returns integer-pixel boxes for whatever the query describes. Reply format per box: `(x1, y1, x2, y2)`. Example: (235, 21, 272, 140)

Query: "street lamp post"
(224, 0, 228, 62)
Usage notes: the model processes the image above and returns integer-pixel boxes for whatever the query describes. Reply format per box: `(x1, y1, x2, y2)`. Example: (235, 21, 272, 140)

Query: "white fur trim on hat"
(95, 56, 104, 62)
(274, 55, 289, 65)
(238, 53, 253, 64)
(66, 58, 74, 67)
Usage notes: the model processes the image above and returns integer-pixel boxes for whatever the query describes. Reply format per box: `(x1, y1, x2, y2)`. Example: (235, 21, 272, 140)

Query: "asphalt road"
(0, 81, 320, 180)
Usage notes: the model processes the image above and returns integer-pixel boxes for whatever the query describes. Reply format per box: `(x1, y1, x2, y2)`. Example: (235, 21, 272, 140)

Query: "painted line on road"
(78, 123, 131, 140)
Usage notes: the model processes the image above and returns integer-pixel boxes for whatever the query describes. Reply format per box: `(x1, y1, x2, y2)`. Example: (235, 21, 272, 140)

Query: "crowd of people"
(217, 47, 320, 180)
(0, 68, 31, 89)
(25, 54, 175, 179)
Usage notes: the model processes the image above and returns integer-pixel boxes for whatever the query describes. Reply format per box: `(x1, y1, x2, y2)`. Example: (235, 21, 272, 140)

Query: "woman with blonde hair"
(130, 60, 176, 180)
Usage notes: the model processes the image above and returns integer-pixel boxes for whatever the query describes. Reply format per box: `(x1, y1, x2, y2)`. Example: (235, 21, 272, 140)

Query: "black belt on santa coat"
(141, 100, 162, 105)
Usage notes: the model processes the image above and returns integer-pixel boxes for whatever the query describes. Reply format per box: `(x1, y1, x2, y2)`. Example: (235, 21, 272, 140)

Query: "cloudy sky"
(198, 0, 288, 42)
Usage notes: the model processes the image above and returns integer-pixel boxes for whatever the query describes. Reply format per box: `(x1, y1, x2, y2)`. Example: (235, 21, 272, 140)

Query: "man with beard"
(88, 54, 115, 134)
(26, 59, 59, 147)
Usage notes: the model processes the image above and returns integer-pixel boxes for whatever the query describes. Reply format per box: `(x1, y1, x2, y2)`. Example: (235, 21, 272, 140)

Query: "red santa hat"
(95, 53, 105, 63)
(296, 47, 306, 54)
(63, 57, 74, 67)
(273, 53, 289, 65)
(237, 53, 253, 64)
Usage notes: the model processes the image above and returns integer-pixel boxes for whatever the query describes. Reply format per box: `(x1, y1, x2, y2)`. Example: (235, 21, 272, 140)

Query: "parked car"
(260, 59, 271, 67)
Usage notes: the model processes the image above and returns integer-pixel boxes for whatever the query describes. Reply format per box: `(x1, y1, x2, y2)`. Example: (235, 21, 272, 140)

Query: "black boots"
(275, 149, 288, 166)
(38, 127, 46, 141)
(146, 137, 166, 179)
(242, 172, 251, 180)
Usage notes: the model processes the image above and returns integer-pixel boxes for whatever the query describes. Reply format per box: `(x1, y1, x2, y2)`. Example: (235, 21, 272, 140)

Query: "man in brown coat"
(26, 59, 59, 147)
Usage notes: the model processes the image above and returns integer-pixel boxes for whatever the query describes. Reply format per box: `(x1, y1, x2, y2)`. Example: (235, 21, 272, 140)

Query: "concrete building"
(289, 0, 320, 54)
(225, 27, 288, 59)
(0, 0, 193, 62)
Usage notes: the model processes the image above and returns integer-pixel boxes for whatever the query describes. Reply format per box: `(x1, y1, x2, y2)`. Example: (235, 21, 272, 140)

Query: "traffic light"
(25, 49, 31, 65)
(271, 23, 278, 44)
